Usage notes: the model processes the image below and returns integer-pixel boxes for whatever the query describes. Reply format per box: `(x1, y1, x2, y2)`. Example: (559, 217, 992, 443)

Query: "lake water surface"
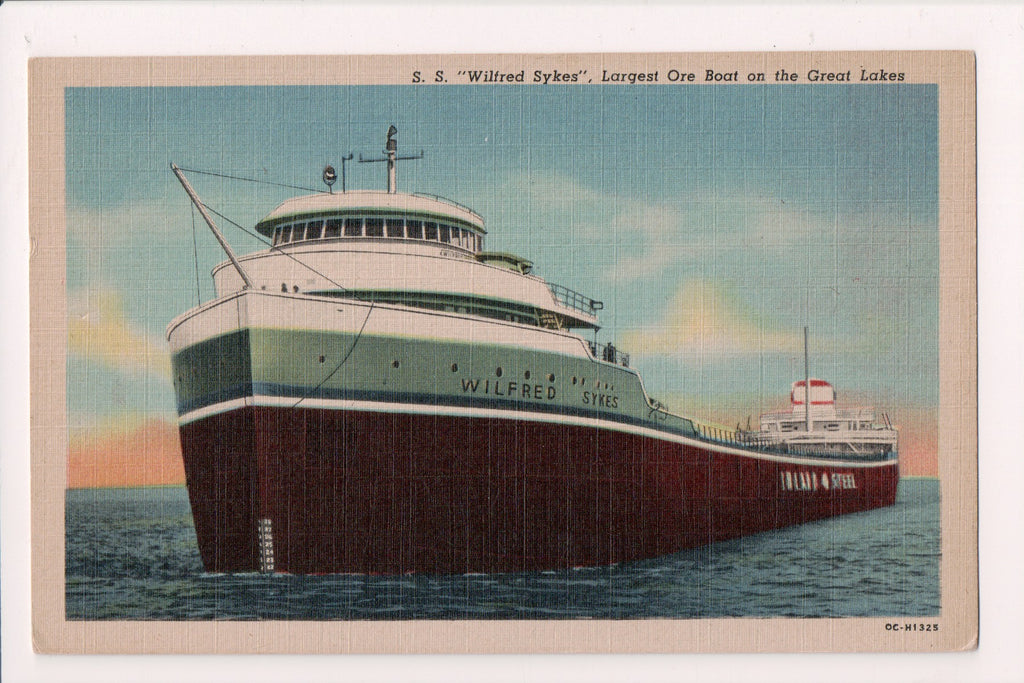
(66, 478, 939, 620)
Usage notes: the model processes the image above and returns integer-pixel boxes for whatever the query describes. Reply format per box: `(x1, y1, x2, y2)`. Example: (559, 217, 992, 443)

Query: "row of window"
(772, 421, 871, 432)
(271, 216, 483, 252)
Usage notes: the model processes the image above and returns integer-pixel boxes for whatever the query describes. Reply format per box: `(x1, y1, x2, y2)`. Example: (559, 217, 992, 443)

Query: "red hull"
(179, 406, 898, 574)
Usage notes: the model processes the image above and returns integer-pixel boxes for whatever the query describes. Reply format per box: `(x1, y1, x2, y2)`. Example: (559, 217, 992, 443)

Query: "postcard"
(30, 51, 976, 653)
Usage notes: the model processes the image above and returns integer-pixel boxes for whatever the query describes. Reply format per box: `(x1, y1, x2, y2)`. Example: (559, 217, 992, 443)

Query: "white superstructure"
(756, 379, 898, 457)
(196, 130, 607, 334)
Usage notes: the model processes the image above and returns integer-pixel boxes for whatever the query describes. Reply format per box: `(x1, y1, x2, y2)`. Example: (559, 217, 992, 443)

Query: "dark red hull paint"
(179, 406, 899, 574)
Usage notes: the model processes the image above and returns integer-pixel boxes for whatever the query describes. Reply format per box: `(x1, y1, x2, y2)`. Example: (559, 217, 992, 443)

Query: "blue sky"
(66, 84, 938, 430)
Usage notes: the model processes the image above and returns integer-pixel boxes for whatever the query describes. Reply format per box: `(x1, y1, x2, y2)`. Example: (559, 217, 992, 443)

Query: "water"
(65, 479, 939, 620)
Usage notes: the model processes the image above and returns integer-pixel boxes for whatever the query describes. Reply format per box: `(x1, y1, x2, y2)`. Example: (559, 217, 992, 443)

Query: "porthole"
(392, 360, 400, 369)
(451, 363, 459, 372)
(547, 373, 555, 382)
(496, 367, 503, 377)
(524, 370, 531, 380)
(581, 378, 586, 386)
(319, 355, 325, 363)
(572, 376, 578, 385)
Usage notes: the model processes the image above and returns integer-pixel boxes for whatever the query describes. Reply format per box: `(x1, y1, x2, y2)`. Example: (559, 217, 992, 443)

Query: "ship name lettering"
(533, 69, 581, 84)
(464, 69, 525, 83)
(581, 391, 619, 409)
(460, 377, 556, 401)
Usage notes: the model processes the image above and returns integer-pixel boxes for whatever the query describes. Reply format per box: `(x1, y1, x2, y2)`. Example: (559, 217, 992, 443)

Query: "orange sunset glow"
(68, 419, 185, 489)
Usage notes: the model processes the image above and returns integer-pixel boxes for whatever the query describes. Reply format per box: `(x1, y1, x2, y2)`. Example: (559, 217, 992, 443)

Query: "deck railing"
(410, 192, 484, 221)
(547, 282, 603, 317)
(588, 341, 630, 368)
(692, 423, 896, 460)
(760, 406, 878, 422)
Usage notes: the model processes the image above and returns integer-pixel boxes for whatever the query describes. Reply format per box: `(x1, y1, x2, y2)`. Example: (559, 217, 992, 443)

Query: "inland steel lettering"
(460, 378, 556, 401)
(780, 470, 858, 492)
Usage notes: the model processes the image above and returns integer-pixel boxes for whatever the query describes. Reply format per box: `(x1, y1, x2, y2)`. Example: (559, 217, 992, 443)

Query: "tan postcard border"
(29, 51, 977, 654)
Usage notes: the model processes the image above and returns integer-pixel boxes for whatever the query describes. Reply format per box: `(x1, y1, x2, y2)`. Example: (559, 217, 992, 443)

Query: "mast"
(386, 125, 397, 192)
(171, 163, 254, 290)
(804, 326, 811, 433)
(358, 125, 423, 193)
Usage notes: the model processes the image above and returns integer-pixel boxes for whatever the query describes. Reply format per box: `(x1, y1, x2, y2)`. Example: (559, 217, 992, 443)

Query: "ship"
(166, 127, 900, 575)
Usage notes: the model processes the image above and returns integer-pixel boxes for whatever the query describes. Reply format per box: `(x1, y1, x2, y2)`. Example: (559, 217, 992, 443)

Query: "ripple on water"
(65, 480, 941, 620)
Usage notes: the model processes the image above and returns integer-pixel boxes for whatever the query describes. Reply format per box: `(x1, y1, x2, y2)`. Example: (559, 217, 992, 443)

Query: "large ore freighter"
(167, 127, 899, 574)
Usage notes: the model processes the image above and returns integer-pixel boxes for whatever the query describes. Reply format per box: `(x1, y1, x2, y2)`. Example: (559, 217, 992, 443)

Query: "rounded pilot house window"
(343, 218, 363, 236)
(386, 218, 405, 237)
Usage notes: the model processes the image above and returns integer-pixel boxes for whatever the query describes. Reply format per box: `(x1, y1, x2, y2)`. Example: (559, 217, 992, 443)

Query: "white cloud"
(501, 170, 840, 285)
(620, 278, 804, 357)
(68, 285, 171, 379)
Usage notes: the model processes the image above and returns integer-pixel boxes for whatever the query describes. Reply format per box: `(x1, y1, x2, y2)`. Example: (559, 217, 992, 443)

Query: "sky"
(65, 83, 939, 479)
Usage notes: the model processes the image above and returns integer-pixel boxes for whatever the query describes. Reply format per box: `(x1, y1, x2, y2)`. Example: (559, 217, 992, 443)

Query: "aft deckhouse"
(755, 379, 898, 457)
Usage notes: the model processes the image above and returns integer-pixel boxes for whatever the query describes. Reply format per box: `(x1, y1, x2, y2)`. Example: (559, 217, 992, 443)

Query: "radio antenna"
(804, 326, 811, 433)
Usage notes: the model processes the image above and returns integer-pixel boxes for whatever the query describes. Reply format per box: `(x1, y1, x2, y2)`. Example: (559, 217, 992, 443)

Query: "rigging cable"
(287, 297, 376, 409)
(173, 165, 319, 194)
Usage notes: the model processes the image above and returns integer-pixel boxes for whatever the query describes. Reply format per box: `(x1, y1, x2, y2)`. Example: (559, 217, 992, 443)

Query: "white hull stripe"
(179, 395, 898, 470)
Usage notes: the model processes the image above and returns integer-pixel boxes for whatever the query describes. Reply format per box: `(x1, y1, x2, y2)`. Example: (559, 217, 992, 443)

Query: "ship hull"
(180, 404, 899, 575)
(171, 291, 898, 574)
